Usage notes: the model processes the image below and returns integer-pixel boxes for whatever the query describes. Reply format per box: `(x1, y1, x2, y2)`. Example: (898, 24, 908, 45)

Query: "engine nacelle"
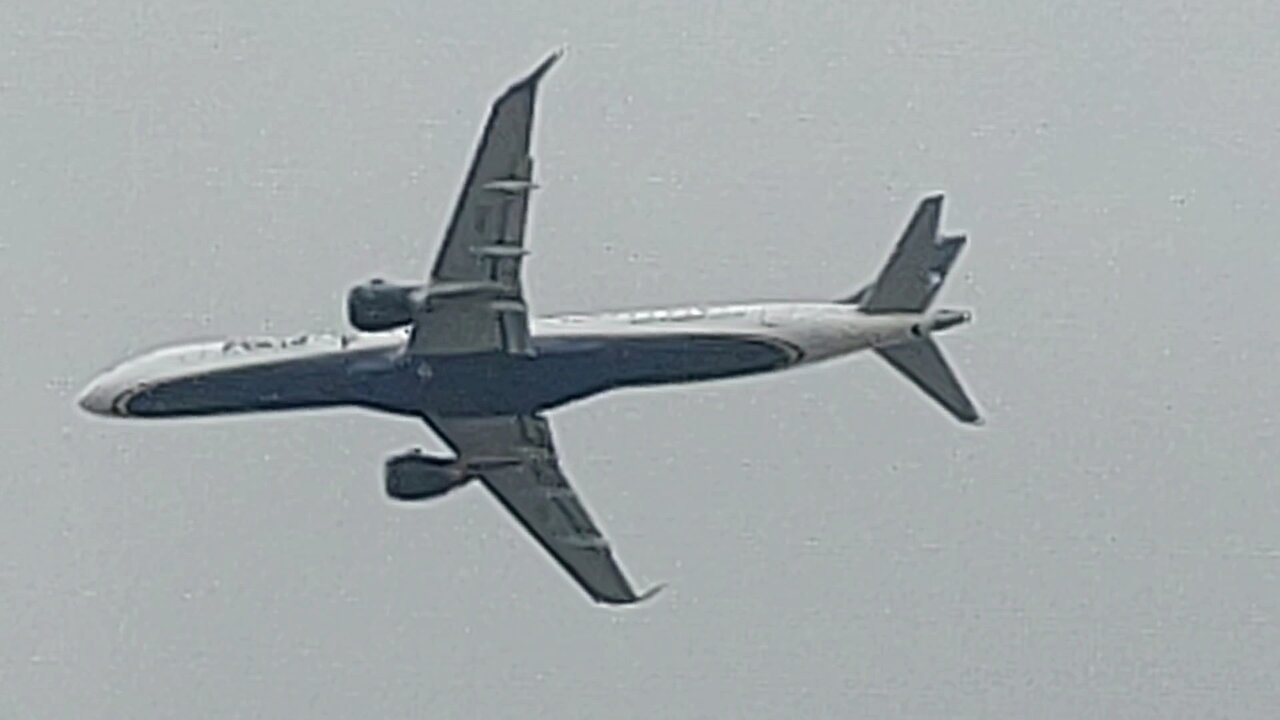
(347, 279, 427, 332)
(384, 449, 469, 501)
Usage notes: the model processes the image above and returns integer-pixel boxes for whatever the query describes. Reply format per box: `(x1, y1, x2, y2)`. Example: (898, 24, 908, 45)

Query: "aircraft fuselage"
(78, 302, 967, 420)
(74, 50, 982, 606)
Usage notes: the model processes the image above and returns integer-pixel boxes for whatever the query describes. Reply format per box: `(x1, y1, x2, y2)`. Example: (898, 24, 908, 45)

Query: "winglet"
(636, 582, 667, 602)
(615, 582, 666, 606)
(598, 581, 666, 607)
(515, 48, 564, 89)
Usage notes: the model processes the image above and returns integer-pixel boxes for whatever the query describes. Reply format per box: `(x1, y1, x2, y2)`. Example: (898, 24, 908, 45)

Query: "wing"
(407, 51, 562, 357)
(426, 413, 662, 606)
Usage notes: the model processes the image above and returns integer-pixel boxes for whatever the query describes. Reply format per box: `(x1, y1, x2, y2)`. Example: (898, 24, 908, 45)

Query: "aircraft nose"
(76, 373, 126, 416)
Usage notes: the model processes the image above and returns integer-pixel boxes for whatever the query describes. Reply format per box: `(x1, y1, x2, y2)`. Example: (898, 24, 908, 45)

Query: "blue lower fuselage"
(123, 333, 799, 419)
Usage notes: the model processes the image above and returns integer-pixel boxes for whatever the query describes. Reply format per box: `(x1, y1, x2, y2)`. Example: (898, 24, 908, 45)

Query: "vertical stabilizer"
(845, 194, 967, 313)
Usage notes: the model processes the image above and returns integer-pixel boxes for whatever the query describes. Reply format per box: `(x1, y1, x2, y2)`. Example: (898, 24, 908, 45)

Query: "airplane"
(77, 50, 981, 606)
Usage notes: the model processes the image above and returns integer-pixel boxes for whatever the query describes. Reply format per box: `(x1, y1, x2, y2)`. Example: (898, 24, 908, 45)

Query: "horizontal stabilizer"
(876, 338, 981, 424)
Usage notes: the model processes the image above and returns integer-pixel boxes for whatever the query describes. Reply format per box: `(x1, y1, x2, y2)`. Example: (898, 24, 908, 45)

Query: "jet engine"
(384, 448, 470, 501)
(347, 279, 427, 332)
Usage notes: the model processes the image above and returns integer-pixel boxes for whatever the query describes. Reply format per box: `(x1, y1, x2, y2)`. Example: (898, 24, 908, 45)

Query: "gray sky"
(4, 1, 1280, 717)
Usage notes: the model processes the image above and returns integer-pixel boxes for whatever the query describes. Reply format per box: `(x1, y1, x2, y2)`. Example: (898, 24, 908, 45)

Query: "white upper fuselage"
(78, 301, 940, 417)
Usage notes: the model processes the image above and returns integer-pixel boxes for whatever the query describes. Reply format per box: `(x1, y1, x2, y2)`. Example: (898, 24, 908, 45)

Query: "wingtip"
(598, 582, 666, 607)
(521, 47, 565, 87)
(636, 582, 667, 602)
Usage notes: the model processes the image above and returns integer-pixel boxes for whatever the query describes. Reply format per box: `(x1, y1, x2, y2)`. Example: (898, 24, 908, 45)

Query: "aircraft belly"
(124, 333, 799, 418)
(597, 334, 798, 387)
(124, 356, 357, 417)
(402, 334, 796, 416)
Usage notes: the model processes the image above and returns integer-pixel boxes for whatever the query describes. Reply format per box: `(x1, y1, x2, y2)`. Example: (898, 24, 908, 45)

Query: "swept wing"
(426, 413, 661, 605)
(407, 51, 561, 356)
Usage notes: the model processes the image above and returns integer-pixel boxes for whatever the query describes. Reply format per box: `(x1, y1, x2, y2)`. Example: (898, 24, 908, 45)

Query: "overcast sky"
(4, 1, 1280, 717)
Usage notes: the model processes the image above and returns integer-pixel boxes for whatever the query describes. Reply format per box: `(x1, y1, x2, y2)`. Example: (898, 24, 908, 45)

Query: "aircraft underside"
(120, 333, 801, 419)
(81, 51, 979, 606)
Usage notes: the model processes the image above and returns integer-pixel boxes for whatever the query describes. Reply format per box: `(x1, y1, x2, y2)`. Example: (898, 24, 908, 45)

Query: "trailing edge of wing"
(478, 466, 661, 605)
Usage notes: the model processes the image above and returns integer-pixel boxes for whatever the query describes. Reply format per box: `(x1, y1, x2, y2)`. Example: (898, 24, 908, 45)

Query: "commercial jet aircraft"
(78, 51, 981, 606)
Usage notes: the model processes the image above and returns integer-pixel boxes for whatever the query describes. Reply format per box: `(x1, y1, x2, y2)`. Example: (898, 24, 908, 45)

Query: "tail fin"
(847, 194, 982, 424)
(842, 194, 966, 313)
